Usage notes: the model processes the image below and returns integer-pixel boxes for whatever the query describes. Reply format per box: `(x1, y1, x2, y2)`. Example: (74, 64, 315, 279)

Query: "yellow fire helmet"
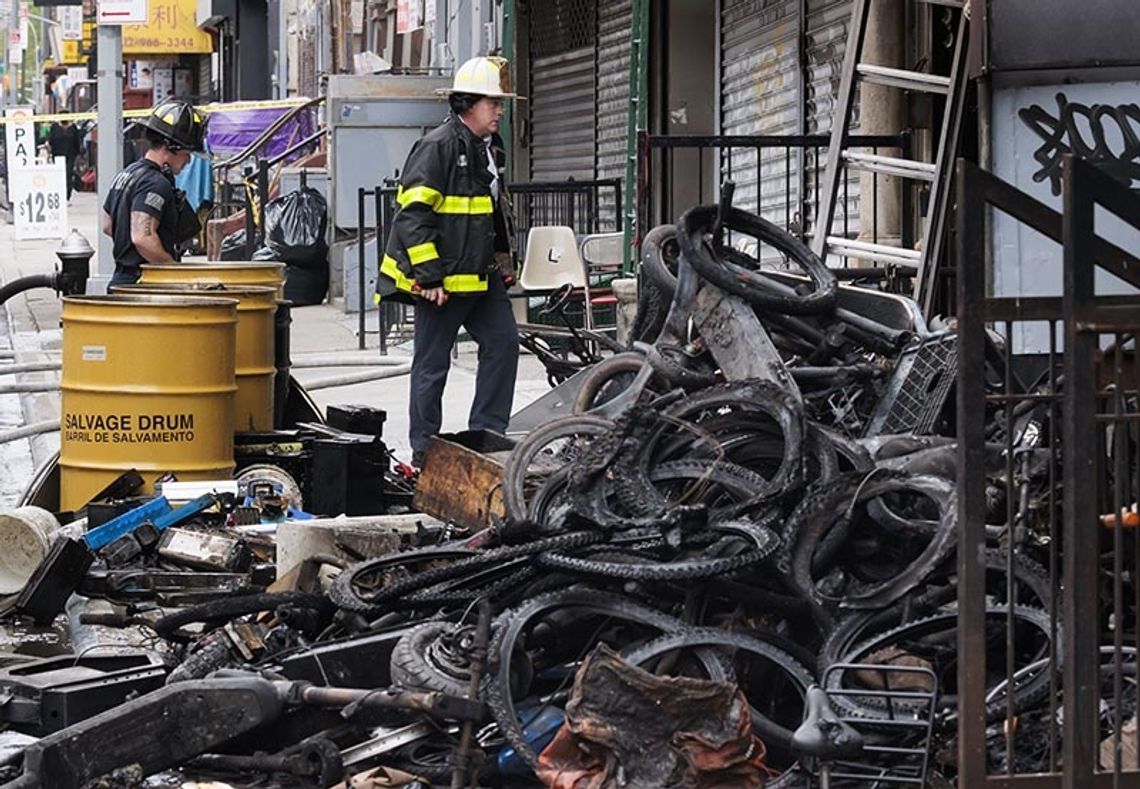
(436, 56, 524, 100)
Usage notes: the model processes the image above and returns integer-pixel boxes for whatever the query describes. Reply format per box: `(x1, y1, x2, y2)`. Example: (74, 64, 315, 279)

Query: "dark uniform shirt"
(102, 158, 178, 269)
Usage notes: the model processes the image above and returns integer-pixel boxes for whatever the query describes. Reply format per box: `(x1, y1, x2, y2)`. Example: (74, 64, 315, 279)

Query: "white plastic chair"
(519, 225, 594, 329)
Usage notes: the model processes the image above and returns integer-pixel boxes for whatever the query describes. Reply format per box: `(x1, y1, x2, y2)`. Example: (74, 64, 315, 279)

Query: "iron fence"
(508, 178, 622, 258)
(956, 156, 1140, 786)
(635, 132, 913, 277)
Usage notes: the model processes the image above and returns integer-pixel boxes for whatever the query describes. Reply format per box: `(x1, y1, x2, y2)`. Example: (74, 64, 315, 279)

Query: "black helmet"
(137, 100, 207, 152)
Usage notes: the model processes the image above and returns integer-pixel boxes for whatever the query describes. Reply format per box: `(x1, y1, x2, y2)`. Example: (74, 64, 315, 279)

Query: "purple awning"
(206, 105, 317, 164)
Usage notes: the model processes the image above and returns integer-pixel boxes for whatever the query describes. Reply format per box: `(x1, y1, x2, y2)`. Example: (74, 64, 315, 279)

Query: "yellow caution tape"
(0, 97, 320, 125)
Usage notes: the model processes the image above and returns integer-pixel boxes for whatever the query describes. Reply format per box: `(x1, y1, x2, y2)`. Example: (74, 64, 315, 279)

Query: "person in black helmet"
(101, 100, 207, 287)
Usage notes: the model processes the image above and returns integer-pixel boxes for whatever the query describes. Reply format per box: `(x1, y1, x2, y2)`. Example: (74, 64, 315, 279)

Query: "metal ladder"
(810, 0, 969, 317)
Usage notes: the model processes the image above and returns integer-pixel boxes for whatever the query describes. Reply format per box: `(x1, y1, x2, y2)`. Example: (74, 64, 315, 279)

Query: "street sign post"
(11, 162, 69, 240)
(96, 0, 147, 25)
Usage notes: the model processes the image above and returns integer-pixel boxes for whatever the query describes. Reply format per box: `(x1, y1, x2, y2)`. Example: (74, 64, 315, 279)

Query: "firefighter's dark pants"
(409, 276, 519, 453)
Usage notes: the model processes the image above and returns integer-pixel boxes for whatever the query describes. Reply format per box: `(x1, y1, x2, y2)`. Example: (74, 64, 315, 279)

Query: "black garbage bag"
(219, 229, 250, 261)
(260, 186, 329, 269)
(283, 264, 328, 307)
(251, 242, 280, 262)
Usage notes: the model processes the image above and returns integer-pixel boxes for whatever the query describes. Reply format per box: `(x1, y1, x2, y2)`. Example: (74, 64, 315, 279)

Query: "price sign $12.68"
(19, 190, 62, 224)
(11, 162, 68, 240)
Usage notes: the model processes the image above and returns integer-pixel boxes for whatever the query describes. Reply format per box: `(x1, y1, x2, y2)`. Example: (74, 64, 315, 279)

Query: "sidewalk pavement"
(0, 191, 551, 506)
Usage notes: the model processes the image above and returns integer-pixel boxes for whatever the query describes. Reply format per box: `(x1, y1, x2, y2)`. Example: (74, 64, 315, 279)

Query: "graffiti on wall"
(1019, 92, 1140, 196)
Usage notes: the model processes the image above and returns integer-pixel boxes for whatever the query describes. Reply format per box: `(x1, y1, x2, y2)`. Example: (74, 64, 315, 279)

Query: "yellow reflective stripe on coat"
(397, 185, 444, 209)
(396, 188, 493, 215)
(407, 241, 440, 265)
(380, 256, 488, 294)
(443, 274, 487, 292)
(437, 196, 494, 215)
(381, 255, 415, 292)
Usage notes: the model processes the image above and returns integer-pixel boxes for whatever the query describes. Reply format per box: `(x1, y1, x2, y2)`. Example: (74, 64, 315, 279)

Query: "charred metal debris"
(0, 191, 1106, 788)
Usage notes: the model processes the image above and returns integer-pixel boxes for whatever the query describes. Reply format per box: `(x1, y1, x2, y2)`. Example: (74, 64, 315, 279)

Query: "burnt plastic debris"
(12, 540, 94, 626)
(535, 644, 771, 788)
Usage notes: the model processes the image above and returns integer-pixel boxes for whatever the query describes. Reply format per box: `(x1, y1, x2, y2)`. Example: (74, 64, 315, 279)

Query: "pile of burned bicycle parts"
(0, 199, 1076, 788)
(622, 188, 955, 439)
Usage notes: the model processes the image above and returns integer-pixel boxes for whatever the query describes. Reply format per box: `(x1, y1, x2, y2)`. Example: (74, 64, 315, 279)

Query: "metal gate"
(528, 0, 598, 182)
(956, 156, 1140, 786)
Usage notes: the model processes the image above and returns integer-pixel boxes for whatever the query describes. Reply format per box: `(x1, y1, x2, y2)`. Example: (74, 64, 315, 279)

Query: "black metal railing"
(509, 178, 622, 258)
(356, 183, 400, 354)
(636, 132, 913, 277)
(956, 156, 1140, 786)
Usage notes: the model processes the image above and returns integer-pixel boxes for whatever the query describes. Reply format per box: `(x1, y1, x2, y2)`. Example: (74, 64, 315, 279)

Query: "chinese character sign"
(123, 0, 213, 54)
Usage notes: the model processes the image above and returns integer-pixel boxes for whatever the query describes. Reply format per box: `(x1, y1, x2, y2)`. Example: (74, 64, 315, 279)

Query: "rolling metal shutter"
(528, 1, 597, 182)
(805, 0, 853, 134)
(198, 56, 213, 100)
(719, 0, 800, 228)
(805, 0, 859, 245)
(595, 0, 631, 229)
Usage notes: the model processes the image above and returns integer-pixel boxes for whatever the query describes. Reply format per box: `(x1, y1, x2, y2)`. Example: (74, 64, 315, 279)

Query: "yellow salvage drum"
(59, 295, 238, 511)
(112, 283, 278, 431)
(140, 261, 286, 298)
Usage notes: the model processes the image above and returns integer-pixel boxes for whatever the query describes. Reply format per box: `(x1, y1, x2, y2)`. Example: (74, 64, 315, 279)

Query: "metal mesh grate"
(528, 0, 597, 54)
(819, 663, 938, 786)
(865, 332, 959, 437)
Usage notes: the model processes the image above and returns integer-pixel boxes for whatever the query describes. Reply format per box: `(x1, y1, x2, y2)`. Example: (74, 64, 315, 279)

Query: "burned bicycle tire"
(390, 621, 482, 697)
(649, 458, 779, 507)
(325, 548, 478, 612)
(329, 532, 605, 613)
(605, 455, 784, 524)
(629, 224, 680, 345)
(154, 591, 329, 643)
(572, 352, 659, 414)
(780, 471, 956, 611)
(502, 415, 614, 522)
(819, 549, 1055, 675)
(652, 379, 807, 500)
(400, 563, 544, 609)
(536, 543, 774, 582)
(678, 204, 837, 316)
(823, 604, 1057, 724)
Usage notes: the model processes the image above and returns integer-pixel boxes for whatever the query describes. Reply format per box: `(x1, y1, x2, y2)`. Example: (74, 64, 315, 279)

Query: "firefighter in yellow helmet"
(377, 57, 523, 467)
